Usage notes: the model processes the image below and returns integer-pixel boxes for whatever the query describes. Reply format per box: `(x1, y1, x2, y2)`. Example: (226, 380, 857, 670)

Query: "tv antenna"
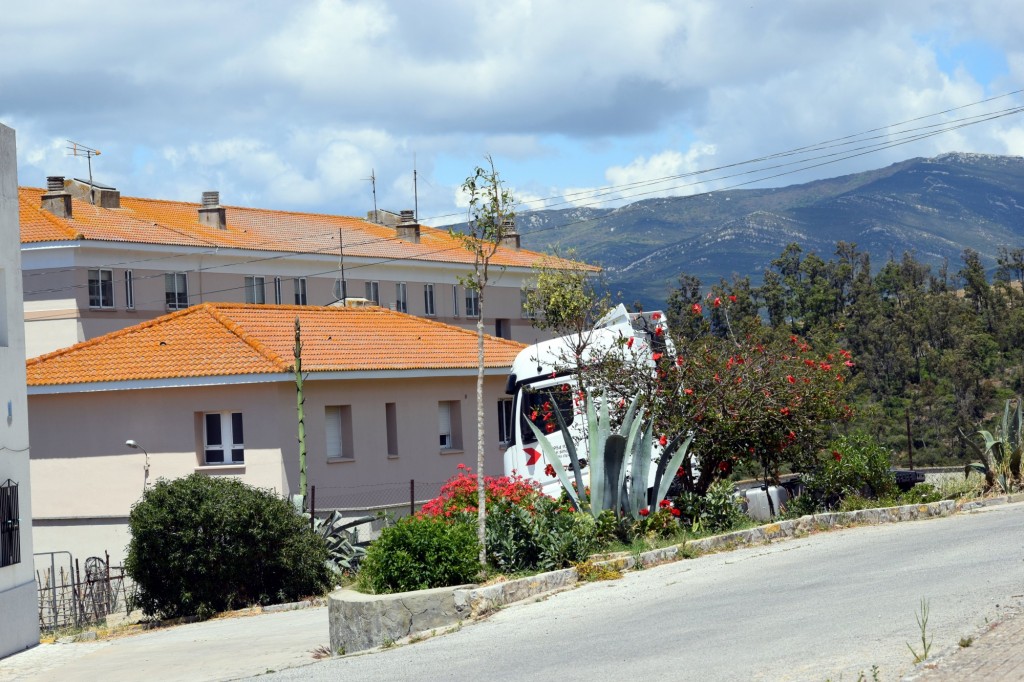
(66, 140, 101, 204)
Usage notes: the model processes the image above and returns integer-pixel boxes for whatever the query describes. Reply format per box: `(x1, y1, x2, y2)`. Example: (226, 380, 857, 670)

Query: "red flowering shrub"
(420, 464, 547, 517)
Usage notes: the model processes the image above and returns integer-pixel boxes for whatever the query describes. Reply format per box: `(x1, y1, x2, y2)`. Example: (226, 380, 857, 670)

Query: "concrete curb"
(326, 497, 975, 655)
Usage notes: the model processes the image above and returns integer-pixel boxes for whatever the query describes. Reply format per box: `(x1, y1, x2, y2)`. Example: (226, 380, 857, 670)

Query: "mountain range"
(516, 153, 1024, 309)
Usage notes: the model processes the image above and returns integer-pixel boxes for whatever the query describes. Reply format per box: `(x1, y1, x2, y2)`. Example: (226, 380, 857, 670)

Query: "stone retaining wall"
(328, 497, 997, 655)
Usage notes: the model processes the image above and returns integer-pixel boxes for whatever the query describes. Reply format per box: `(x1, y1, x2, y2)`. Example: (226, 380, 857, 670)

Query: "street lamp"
(126, 439, 150, 492)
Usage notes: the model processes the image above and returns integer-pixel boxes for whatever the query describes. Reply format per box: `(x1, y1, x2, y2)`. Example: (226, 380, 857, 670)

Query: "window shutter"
(326, 406, 343, 459)
(438, 402, 452, 448)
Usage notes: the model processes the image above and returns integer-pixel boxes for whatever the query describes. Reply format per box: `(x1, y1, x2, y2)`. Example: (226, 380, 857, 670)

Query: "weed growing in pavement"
(959, 636, 974, 648)
(380, 637, 395, 649)
(907, 598, 933, 663)
(574, 560, 622, 582)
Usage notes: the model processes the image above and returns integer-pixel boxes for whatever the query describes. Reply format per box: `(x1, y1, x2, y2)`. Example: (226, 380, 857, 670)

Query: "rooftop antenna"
(367, 169, 378, 222)
(413, 153, 419, 222)
(66, 140, 101, 205)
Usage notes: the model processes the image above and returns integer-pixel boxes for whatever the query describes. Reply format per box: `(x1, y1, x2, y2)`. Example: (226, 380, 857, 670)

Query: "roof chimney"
(66, 178, 120, 208)
(41, 176, 72, 219)
(499, 218, 520, 250)
(396, 209, 420, 243)
(198, 191, 226, 229)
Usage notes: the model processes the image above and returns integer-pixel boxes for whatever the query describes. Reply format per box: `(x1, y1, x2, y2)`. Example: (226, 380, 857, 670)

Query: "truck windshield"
(520, 385, 575, 443)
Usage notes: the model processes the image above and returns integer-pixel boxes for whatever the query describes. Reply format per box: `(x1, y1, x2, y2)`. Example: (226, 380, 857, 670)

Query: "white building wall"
(0, 123, 40, 658)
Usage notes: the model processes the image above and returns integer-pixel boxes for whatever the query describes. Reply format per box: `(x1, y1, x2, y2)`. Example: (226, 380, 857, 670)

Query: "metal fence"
(35, 551, 134, 632)
(311, 479, 447, 517)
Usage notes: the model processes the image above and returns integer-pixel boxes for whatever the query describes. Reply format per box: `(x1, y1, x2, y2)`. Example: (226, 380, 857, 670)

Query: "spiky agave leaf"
(653, 432, 695, 508)
(525, 418, 582, 511)
(626, 420, 653, 519)
(544, 389, 588, 507)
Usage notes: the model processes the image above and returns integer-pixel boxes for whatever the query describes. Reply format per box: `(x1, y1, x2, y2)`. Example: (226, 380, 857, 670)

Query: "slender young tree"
(452, 156, 515, 568)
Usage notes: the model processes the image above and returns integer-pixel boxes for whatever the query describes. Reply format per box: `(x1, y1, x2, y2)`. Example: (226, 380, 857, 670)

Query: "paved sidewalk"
(0, 606, 329, 682)
(903, 605, 1024, 681)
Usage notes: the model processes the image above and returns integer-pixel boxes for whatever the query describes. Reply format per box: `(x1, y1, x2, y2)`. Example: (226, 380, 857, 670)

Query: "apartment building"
(20, 177, 587, 357)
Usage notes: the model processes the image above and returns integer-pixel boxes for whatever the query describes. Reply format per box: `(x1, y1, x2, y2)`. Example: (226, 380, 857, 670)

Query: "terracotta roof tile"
(26, 303, 526, 386)
(18, 187, 596, 271)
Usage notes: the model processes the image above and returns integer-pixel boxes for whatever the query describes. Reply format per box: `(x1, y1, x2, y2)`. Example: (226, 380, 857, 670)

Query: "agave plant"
(526, 390, 693, 521)
(959, 398, 1024, 493)
(312, 511, 375, 573)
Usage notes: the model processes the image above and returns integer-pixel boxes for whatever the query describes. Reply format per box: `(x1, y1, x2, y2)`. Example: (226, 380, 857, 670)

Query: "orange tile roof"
(26, 303, 525, 386)
(18, 186, 596, 271)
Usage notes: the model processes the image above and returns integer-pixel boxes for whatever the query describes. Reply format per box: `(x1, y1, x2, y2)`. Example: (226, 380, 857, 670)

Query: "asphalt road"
(256, 503, 1024, 682)
(3, 504, 1022, 682)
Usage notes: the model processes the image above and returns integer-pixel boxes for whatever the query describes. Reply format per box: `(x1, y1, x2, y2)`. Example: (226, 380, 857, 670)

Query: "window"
(365, 281, 379, 304)
(203, 412, 244, 464)
(325, 405, 354, 460)
(0, 479, 21, 567)
(452, 285, 460, 317)
(497, 398, 514, 445)
(273, 277, 283, 304)
(334, 279, 348, 302)
(395, 282, 408, 313)
(294, 277, 308, 305)
(520, 387, 574, 444)
(165, 272, 189, 310)
(466, 288, 480, 318)
(385, 402, 398, 456)
(424, 283, 435, 316)
(495, 319, 511, 339)
(245, 276, 266, 304)
(88, 268, 114, 308)
(521, 288, 535, 319)
(438, 400, 462, 450)
(124, 270, 135, 309)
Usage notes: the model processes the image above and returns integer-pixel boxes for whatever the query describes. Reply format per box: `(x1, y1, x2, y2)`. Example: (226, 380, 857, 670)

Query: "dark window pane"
(205, 449, 224, 463)
(231, 413, 244, 445)
(231, 448, 245, 463)
(205, 413, 222, 446)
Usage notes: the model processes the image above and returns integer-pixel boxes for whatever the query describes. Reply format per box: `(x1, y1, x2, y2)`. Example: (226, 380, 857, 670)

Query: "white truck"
(502, 304, 670, 494)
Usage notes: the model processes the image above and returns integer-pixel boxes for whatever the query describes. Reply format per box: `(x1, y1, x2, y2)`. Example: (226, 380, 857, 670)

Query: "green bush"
(800, 434, 898, 510)
(358, 515, 480, 594)
(674, 479, 746, 534)
(485, 497, 597, 573)
(125, 474, 331, 619)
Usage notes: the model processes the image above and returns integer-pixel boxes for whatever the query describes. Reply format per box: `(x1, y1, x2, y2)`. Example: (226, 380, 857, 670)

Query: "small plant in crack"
(907, 598, 933, 663)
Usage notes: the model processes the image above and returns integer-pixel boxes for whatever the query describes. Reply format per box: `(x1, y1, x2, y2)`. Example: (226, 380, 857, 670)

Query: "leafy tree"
(451, 156, 516, 568)
(125, 474, 330, 619)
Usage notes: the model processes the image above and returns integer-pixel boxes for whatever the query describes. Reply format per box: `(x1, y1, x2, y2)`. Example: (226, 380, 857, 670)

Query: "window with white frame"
(165, 272, 189, 310)
(424, 283, 435, 316)
(438, 400, 462, 450)
(124, 270, 135, 310)
(365, 281, 379, 304)
(465, 288, 480, 318)
(325, 405, 354, 460)
(273, 277, 283, 304)
(497, 398, 514, 445)
(451, 285, 460, 317)
(203, 411, 244, 464)
(395, 282, 408, 312)
(294, 277, 308, 305)
(245, 276, 266, 304)
(88, 269, 114, 308)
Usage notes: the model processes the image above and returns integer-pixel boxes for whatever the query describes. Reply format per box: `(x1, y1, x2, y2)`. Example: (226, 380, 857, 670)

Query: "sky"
(2, 0, 1023, 227)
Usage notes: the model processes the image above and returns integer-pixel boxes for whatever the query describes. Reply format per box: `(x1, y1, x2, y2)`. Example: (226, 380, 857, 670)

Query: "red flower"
(626, 337, 634, 349)
(836, 374, 844, 382)
(671, 508, 681, 517)
(780, 407, 790, 416)
(832, 450, 842, 462)
(786, 375, 795, 384)
(713, 297, 721, 308)
(544, 463, 556, 477)
(718, 461, 730, 472)
(654, 326, 664, 336)
(545, 422, 556, 433)
(638, 508, 649, 517)
(845, 360, 854, 368)
(652, 352, 663, 361)
(659, 499, 672, 509)
(652, 312, 662, 321)
(729, 294, 737, 303)
(692, 303, 703, 315)
(659, 434, 668, 446)
(819, 362, 832, 371)
(684, 387, 693, 395)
